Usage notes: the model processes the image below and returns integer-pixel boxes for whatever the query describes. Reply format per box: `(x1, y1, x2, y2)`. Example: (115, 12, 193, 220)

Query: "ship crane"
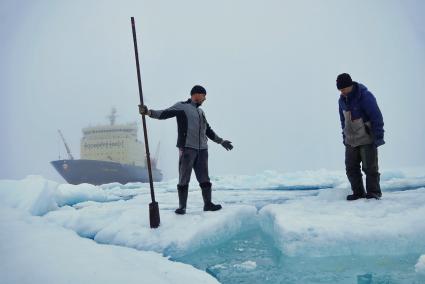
(151, 141, 160, 168)
(58, 129, 74, 160)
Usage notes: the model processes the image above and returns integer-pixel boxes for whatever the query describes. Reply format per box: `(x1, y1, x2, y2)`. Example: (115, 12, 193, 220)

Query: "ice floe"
(1, 168, 425, 283)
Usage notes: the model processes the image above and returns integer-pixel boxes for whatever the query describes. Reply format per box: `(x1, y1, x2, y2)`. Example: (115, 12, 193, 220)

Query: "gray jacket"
(149, 99, 223, 149)
(342, 111, 374, 147)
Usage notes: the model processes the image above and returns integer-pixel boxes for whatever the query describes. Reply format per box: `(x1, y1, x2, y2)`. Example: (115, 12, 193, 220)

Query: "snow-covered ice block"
(0, 175, 58, 215)
(209, 168, 425, 191)
(55, 183, 120, 206)
(0, 206, 219, 284)
(45, 200, 258, 256)
(210, 169, 347, 190)
(259, 188, 425, 257)
(233, 260, 257, 270)
(0, 176, 124, 215)
(416, 255, 425, 274)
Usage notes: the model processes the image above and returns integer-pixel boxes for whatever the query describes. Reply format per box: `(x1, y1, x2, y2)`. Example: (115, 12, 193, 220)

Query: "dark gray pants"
(345, 144, 381, 196)
(178, 148, 210, 187)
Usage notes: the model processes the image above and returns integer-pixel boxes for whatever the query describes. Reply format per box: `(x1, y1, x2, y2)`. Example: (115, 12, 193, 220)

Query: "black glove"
(221, 140, 233, 151)
(138, 105, 151, 116)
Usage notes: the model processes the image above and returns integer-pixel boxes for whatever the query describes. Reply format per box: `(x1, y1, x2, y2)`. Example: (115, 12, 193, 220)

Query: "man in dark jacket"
(337, 73, 385, 200)
(139, 85, 233, 214)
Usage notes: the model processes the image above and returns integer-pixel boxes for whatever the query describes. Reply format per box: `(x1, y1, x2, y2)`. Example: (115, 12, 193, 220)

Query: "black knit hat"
(190, 85, 206, 96)
(336, 73, 353, 89)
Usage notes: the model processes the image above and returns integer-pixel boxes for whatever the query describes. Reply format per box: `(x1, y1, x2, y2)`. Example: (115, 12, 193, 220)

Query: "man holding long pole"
(139, 85, 233, 215)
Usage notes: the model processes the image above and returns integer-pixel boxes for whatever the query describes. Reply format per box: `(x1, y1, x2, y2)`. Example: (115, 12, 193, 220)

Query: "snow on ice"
(0, 207, 218, 284)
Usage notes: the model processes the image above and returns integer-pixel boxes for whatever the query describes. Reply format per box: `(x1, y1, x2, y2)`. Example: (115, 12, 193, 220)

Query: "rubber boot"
(345, 146, 367, 201)
(200, 182, 222, 211)
(346, 177, 366, 201)
(346, 193, 366, 201)
(175, 185, 188, 215)
(365, 192, 382, 200)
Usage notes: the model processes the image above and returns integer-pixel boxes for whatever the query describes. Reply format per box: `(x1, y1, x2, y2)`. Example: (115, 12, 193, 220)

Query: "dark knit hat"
(336, 73, 353, 89)
(190, 85, 206, 96)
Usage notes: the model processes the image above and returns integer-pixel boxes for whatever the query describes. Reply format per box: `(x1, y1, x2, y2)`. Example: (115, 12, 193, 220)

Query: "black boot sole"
(203, 204, 222, 211)
(366, 193, 381, 200)
(346, 195, 366, 201)
(175, 208, 186, 215)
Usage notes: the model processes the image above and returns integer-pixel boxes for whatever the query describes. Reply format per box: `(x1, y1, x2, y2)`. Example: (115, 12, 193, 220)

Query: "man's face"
(191, 93, 206, 105)
(339, 85, 354, 96)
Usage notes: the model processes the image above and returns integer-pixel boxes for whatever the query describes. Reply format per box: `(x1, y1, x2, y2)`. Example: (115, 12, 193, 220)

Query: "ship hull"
(51, 159, 163, 185)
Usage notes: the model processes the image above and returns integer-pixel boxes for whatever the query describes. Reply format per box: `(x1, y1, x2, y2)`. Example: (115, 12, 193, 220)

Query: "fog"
(1, 0, 424, 182)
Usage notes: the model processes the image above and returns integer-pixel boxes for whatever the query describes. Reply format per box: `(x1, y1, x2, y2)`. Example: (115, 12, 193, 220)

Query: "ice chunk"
(233, 260, 257, 270)
(416, 254, 425, 274)
(55, 183, 120, 206)
(209, 169, 346, 190)
(0, 175, 58, 215)
(259, 188, 425, 257)
(45, 201, 258, 257)
(209, 168, 425, 191)
(0, 176, 125, 216)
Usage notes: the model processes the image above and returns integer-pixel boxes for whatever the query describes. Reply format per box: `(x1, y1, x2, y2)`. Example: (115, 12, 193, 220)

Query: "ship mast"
(58, 129, 74, 160)
(107, 107, 117, 125)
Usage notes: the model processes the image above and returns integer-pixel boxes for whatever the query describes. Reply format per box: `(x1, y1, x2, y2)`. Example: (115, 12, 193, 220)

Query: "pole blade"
(149, 201, 160, 228)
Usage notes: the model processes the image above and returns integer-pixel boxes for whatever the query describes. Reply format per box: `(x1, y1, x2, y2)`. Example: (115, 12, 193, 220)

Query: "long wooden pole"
(131, 17, 160, 228)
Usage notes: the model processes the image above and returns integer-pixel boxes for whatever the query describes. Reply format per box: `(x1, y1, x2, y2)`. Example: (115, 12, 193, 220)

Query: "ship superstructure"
(51, 109, 162, 185)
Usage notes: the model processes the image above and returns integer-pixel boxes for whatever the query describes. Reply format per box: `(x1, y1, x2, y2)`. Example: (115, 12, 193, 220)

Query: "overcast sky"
(1, 0, 424, 182)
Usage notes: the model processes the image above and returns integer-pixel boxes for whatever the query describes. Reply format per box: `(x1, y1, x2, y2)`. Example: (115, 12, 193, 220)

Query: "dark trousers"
(345, 144, 381, 196)
(178, 148, 210, 188)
